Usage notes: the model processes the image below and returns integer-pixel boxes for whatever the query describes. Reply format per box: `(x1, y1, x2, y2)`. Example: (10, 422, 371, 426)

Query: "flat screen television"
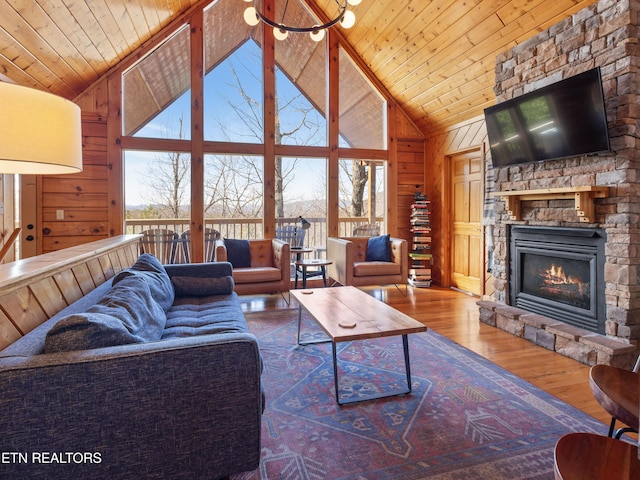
(484, 67, 611, 168)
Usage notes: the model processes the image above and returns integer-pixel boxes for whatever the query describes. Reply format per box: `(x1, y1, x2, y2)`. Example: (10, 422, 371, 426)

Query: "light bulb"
(341, 10, 356, 29)
(243, 7, 260, 26)
(310, 28, 326, 42)
(273, 27, 289, 41)
(347, 0, 362, 5)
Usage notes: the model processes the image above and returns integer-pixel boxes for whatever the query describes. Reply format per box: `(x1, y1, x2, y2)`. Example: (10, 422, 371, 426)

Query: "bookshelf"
(408, 192, 432, 287)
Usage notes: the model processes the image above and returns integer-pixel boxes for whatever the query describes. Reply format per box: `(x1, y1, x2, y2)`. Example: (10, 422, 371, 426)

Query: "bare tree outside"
(141, 116, 190, 218)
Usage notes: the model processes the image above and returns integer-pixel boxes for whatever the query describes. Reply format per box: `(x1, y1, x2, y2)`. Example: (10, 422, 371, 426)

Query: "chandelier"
(242, 0, 362, 42)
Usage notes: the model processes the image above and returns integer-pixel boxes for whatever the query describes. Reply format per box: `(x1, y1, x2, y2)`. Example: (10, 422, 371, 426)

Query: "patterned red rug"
(232, 308, 605, 480)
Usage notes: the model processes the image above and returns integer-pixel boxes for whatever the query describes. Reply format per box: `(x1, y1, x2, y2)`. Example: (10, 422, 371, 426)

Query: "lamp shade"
(0, 82, 82, 174)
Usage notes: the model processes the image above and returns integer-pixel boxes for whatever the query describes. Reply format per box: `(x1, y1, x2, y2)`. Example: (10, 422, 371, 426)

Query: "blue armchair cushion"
(44, 275, 167, 353)
(112, 253, 175, 311)
(171, 275, 235, 297)
(366, 234, 391, 262)
(224, 238, 251, 268)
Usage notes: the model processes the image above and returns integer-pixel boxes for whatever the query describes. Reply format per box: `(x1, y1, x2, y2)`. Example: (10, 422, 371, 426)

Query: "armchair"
(327, 236, 408, 293)
(215, 238, 291, 297)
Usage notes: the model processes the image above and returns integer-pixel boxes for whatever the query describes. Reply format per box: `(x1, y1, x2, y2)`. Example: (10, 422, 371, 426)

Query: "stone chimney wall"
(484, 0, 640, 367)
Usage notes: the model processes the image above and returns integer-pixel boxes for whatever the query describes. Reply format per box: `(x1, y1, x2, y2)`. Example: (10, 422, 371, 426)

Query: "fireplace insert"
(510, 226, 606, 334)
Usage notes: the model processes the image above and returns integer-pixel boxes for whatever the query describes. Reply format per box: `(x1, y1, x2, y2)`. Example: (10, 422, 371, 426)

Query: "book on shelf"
(408, 278, 432, 287)
(410, 268, 432, 275)
(409, 252, 432, 259)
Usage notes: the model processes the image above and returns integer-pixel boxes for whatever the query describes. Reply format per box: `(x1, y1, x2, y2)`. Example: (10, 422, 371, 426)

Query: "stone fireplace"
(477, 0, 639, 369)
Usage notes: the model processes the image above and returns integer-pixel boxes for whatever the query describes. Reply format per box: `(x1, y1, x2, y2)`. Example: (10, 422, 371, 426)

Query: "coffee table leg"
(296, 305, 303, 345)
(332, 341, 340, 404)
(334, 334, 413, 405)
(297, 306, 331, 346)
(403, 334, 412, 393)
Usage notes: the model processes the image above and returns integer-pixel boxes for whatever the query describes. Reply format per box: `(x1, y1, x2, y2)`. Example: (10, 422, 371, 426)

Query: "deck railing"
(126, 217, 382, 261)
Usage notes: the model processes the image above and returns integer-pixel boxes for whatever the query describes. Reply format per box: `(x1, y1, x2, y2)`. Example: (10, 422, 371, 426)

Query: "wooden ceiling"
(0, 0, 598, 134)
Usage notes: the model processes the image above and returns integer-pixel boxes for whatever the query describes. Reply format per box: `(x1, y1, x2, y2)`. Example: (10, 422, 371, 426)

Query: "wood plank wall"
(424, 115, 491, 289)
(0, 236, 139, 350)
(40, 112, 110, 253)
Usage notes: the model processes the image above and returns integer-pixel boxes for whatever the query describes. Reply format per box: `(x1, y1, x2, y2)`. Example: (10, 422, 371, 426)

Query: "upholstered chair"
(327, 235, 408, 293)
(215, 238, 290, 297)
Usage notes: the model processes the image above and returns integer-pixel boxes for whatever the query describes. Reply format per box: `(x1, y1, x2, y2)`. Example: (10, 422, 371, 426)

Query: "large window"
(121, 0, 388, 262)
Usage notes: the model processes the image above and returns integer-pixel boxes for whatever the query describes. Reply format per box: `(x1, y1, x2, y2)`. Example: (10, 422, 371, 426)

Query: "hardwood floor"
(239, 284, 634, 436)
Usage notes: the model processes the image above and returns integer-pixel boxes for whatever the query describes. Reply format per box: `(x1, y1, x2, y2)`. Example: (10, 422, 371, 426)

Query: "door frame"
(442, 144, 486, 293)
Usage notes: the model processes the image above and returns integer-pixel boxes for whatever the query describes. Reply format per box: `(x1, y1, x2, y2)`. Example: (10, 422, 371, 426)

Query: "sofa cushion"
(225, 238, 251, 268)
(44, 275, 167, 353)
(112, 253, 175, 311)
(353, 261, 400, 277)
(366, 234, 391, 262)
(233, 266, 281, 284)
(171, 275, 234, 296)
(162, 293, 248, 338)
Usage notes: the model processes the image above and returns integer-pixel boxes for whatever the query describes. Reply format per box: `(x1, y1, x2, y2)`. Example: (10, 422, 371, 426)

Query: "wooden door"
(450, 150, 483, 295)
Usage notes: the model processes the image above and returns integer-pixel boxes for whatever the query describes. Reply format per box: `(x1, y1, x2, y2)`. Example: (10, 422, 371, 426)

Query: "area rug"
(232, 308, 605, 480)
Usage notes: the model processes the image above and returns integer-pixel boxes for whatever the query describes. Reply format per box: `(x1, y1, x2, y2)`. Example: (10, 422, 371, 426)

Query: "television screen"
(484, 67, 610, 168)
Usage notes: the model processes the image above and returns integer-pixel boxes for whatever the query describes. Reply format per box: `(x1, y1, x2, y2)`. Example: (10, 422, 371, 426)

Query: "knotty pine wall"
(40, 112, 110, 253)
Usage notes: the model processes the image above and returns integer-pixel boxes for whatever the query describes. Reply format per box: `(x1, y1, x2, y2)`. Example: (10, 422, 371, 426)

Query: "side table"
(295, 258, 333, 288)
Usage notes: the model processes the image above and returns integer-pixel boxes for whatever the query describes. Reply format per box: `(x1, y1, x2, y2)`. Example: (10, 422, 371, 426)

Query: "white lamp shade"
(273, 27, 289, 41)
(347, 0, 362, 5)
(309, 28, 326, 42)
(243, 7, 260, 26)
(0, 82, 82, 175)
(341, 10, 356, 29)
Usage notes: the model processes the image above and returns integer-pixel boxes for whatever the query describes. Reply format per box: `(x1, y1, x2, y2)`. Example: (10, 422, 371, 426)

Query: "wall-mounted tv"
(484, 67, 611, 168)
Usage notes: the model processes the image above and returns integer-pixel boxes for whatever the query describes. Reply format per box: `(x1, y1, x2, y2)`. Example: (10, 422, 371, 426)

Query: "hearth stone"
(477, 301, 636, 369)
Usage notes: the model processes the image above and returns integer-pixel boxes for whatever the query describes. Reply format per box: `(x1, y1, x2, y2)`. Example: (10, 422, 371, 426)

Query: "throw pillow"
(224, 238, 251, 268)
(171, 275, 235, 297)
(112, 253, 175, 311)
(366, 234, 391, 262)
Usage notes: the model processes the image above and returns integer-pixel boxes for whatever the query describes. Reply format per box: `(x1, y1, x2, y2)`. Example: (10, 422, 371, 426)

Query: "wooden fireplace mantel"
(490, 186, 609, 223)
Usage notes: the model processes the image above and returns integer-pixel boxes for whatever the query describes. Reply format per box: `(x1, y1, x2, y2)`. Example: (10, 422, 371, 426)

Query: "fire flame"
(546, 264, 574, 285)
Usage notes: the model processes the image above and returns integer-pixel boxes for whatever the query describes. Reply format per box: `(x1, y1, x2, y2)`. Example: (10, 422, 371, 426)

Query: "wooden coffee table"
(291, 286, 427, 405)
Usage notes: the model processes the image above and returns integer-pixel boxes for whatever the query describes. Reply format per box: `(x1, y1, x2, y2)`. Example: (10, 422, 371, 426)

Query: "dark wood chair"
(553, 432, 639, 480)
(589, 359, 639, 440)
